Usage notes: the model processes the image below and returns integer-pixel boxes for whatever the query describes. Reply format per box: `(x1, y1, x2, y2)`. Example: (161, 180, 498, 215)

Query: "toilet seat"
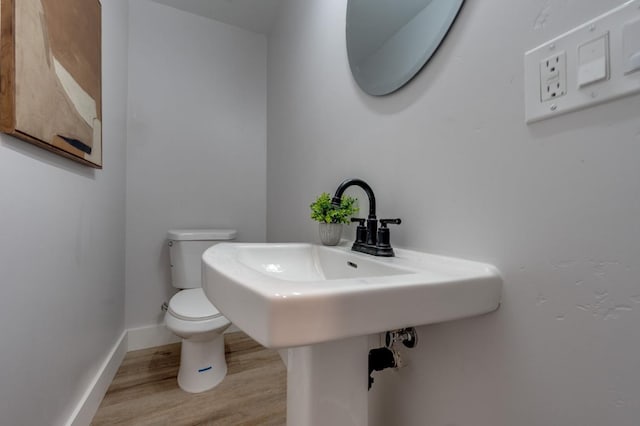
(168, 288, 223, 321)
(165, 288, 231, 339)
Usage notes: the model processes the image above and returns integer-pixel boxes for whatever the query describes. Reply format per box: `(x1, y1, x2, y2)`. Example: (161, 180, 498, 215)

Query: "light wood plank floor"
(92, 332, 286, 426)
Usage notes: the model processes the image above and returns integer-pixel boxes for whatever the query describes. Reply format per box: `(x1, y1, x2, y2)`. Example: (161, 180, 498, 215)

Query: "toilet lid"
(168, 288, 223, 321)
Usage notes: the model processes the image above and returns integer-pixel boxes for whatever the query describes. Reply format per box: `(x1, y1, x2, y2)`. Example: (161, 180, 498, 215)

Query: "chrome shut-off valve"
(385, 327, 418, 349)
(368, 327, 419, 390)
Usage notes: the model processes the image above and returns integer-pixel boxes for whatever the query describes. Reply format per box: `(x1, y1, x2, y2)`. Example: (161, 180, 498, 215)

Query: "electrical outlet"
(540, 51, 567, 101)
(525, 0, 640, 123)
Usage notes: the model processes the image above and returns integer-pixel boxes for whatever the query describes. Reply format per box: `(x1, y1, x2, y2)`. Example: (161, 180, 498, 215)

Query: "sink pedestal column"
(286, 336, 369, 426)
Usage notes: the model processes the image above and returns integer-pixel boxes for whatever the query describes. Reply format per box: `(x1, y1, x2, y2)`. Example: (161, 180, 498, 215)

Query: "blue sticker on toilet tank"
(198, 366, 212, 373)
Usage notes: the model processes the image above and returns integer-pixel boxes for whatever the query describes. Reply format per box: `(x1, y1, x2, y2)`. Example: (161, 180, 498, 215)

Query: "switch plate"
(525, 0, 640, 123)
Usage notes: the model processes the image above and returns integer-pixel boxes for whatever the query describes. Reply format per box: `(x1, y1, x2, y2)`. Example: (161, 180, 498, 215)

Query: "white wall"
(125, 0, 267, 329)
(0, 0, 129, 424)
(267, 1, 640, 425)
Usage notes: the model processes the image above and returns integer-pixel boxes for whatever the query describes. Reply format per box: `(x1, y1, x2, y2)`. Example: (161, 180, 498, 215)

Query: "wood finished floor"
(92, 332, 286, 426)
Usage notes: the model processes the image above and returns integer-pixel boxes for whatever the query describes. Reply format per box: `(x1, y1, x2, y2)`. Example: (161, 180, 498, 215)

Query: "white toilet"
(164, 229, 236, 393)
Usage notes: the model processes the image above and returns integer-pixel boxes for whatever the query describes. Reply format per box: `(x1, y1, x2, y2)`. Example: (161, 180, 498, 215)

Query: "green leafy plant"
(310, 192, 359, 224)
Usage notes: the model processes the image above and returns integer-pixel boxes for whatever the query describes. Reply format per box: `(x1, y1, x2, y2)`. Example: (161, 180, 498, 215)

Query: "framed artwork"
(0, 0, 102, 168)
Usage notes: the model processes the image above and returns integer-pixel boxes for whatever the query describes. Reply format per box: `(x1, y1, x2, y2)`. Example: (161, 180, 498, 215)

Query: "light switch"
(623, 18, 640, 74)
(577, 33, 609, 88)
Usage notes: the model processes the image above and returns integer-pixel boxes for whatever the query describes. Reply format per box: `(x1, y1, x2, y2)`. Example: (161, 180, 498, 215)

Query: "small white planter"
(318, 223, 343, 246)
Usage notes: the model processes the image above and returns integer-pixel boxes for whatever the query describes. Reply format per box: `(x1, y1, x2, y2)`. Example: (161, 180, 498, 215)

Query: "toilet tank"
(167, 229, 237, 289)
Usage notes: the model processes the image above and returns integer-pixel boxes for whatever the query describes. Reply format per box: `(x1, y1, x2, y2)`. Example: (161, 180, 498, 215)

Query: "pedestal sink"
(202, 242, 502, 426)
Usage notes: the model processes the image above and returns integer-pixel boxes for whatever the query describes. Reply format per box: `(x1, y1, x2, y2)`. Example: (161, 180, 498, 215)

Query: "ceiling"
(150, 0, 284, 35)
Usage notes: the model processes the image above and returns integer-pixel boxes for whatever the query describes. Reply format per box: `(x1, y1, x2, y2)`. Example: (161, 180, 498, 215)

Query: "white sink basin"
(202, 242, 502, 349)
(204, 241, 502, 425)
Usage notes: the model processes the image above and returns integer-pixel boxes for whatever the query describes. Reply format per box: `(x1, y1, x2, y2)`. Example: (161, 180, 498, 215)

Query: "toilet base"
(177, 333, 227, 393)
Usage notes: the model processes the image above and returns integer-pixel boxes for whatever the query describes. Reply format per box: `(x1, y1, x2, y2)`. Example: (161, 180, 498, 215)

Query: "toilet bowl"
(165, 288, 231, 393)
(164, 229, 236, 393)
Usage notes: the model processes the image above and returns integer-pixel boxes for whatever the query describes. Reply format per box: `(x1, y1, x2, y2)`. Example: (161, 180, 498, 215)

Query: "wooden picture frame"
(0, 0, 102, 168)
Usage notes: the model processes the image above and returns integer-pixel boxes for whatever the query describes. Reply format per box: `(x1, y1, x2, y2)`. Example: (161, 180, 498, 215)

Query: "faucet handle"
(377, 219, 401, 250)
(351, 217, 366, 226)
(351, 218, 367, 243)
(379, 218, 402, 227)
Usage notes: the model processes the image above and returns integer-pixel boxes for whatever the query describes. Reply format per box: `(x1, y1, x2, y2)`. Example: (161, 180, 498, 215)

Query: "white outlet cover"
(525, 0, 640, 123)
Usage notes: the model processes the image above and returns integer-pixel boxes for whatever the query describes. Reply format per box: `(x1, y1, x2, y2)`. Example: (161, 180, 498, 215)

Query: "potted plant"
(310, 192, 359, 245)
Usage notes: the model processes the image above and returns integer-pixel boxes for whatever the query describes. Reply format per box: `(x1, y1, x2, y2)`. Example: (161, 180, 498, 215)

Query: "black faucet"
(331, 178, 401, 257)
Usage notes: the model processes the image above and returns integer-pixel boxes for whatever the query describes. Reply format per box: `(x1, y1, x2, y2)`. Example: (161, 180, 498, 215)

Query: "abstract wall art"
(0, 0, 102, 168)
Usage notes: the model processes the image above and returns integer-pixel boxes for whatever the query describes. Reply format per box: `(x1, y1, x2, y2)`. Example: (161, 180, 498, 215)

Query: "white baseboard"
(127, 322, 241, 352)
(66, 322, 243, 425)
(127, 323, 181, 351)
(226, 324, 241, 334)
(65, 331, 127, 426)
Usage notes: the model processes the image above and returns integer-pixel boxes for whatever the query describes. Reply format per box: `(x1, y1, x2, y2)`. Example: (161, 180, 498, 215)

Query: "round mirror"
(346, 0, 464, 96)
